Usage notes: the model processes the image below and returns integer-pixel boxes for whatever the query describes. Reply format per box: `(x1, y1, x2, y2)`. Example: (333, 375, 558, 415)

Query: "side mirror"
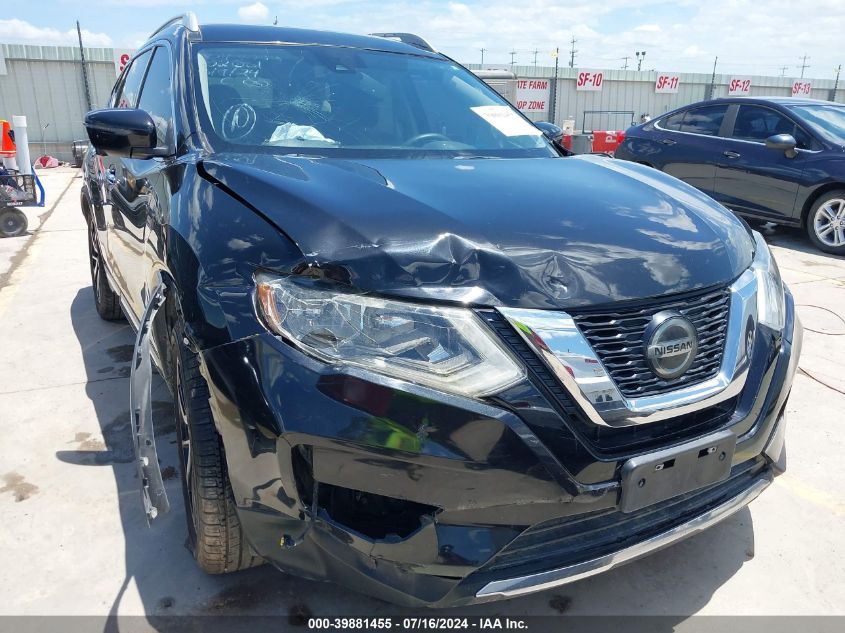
(765, 133, 797, 158)
(84, 109, 160, 158)
(535, 121, 563, 143)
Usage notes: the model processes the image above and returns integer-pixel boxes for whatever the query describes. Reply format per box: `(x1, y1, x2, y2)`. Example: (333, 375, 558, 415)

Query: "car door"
(712, 104, 808, 220)
(652, 104, 731, 197)
(104, 47, 153, 318)
(107, 45, 175, 320)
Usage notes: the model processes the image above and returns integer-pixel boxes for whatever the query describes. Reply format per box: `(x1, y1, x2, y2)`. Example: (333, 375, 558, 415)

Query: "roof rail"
(149, 12, 199, 39)
(369, 32, 434, 53)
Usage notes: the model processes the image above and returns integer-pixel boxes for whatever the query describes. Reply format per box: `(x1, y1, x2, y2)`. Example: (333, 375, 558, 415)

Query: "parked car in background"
(81, 15, 800, 607)
(615, 97, 845, 255)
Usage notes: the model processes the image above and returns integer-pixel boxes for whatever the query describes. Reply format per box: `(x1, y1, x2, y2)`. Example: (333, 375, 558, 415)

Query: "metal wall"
(0, 44, 117, 162)
(468, 64, 843, 131)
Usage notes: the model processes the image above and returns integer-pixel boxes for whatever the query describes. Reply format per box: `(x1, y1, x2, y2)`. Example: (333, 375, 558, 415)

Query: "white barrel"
(12, 116, 31, 175)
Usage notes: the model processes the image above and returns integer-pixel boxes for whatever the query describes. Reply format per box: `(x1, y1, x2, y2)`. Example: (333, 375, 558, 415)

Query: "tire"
(0, 207, 28, 238)
(86, 215, 123, 320)
(807, 190, 845, 256)
(172, 328, 263, 573)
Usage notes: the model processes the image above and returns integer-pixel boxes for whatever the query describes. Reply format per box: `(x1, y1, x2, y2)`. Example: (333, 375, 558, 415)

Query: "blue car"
(615, 97, 845, 255)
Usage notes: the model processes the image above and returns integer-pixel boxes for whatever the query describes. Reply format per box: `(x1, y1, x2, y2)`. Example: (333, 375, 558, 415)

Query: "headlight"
(750, 231, 785, 331)
(255, 274, 524, 397)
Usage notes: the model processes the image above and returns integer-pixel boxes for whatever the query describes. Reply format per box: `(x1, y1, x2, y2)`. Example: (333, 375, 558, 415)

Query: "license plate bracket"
(620, 430, 736, 513)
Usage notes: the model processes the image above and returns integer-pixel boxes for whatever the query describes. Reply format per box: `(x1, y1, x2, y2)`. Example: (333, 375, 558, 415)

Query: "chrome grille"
(571, 286, 730, 398)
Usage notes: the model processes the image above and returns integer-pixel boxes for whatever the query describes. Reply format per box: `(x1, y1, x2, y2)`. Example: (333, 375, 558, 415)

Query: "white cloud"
(238, 2, 270, 24)
(0, 19, 112, 46)
(266, 0, 844, 78)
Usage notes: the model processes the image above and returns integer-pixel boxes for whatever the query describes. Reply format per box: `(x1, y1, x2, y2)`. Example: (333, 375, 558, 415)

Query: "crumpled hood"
(201, 153, 754, 309)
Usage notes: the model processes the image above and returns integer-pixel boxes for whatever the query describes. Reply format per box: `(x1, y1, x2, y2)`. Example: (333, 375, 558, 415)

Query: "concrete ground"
(0, 170, 843, 620)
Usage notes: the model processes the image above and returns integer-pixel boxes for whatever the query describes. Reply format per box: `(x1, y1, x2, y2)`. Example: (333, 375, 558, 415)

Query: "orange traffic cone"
(0, 119, 15, 158)
(0, 120, 16, 157)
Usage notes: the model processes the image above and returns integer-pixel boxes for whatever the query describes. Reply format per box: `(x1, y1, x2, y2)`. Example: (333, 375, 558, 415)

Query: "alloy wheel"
(175, 353, 199, 545)
(87, 219, 102, 300)
(813, 198, 845, 248)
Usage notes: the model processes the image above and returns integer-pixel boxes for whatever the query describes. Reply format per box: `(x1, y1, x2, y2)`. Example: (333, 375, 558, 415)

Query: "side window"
(680, 105, 728, 136)
(661, 111, 685, 131)
(732, 105, 798, 143)
(115, 49, 152, 109)
(137, 47, 175, 148)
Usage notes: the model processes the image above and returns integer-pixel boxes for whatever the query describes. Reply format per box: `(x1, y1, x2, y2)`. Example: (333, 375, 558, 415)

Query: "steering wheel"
(405, 132, 451, 147)
(220, 103, 258, 141)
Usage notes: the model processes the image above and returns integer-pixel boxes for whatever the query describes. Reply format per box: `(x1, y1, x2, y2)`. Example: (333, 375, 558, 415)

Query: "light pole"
(636, 51, 646, 71)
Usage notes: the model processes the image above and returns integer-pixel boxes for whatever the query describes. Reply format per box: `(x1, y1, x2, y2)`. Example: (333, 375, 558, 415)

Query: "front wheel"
(807, 191, 845, 256)
(172, 329, 262, 573)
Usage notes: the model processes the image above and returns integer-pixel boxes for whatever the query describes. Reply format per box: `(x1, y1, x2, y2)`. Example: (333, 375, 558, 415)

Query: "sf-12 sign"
(728, 77, 752, 96)
(655, 74, 680, 94)
(792, 81, 812, 96)
(113, 49, 134, 77)
(576, 70, 604, 91)
(516, 78, 550, 112)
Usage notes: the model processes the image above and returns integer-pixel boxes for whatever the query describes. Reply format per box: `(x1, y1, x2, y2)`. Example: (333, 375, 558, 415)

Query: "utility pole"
(833, 64, 842, 102)
(779, 66, 789, 77)
(708, 56, 718, 99)
(76, 21, 92, 112)
(550, 47, 560, 124)
(636, 51, 646, 71)
(798, 55, 810, 78)
(621, 56, 629, 70)
(533, 49, 539, 66)
(480, 48, 486, 66)
(569, 36, 577, 68)
(510, 50, 517, 66)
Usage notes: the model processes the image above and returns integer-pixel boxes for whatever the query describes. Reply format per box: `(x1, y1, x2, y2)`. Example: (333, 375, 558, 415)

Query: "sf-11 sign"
(655, 74, 680, 94)
(792, 81, 812, 96)
(576, 70, 604, 91)
(728, 77, 751, 96)
(516, 78, 550, 112)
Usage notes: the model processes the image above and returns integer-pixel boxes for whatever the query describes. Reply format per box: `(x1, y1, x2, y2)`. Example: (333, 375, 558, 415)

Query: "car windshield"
(787, 104, 845, 145)
(192, 43, 554, 158)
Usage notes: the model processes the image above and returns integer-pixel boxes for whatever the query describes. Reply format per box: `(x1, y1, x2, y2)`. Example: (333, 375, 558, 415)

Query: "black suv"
(615, 96, 845, 255)
(81, 14, 801, 607)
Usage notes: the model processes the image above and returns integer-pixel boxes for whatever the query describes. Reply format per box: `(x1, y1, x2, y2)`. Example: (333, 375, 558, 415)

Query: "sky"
(1, 0, 843, 79)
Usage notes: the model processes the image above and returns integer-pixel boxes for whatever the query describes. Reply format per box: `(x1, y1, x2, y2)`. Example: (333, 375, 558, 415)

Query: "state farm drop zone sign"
(516, 79, 551, 113)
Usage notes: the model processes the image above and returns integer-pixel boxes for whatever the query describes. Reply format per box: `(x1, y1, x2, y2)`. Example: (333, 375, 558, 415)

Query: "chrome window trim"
(498, 269, 758, 427)
(653, 105, 820, 151)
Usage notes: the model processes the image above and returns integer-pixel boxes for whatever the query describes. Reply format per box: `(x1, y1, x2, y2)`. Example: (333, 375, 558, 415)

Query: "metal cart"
(0, 168, 45, 237)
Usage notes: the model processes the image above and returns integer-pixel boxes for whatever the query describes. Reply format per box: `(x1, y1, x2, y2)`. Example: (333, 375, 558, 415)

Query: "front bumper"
(198, 289, 800, 607)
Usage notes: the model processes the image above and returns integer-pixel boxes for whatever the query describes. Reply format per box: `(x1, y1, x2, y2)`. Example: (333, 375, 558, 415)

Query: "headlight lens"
(255, 275, 524, 397)
(750, 231, 785, 331)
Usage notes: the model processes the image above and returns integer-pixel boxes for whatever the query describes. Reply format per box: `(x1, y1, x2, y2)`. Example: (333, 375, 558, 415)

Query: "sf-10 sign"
(728, 77, 751, 96)
(113, 49, 134, 77)
(576, 70, 604, 91)
(792, 81, 812, 96)
(655, 74, 680, 94)
(516, 78, 550, 112)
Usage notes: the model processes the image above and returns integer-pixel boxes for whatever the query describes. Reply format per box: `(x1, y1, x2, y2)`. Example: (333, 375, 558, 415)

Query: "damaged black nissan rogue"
(80, 14, 801, 607)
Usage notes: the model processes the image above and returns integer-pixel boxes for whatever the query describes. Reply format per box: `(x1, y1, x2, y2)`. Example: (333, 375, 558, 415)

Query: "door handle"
(661, 139, 677, 145)
(723, 150, 741, 159)
(106, 167, 116, 184)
